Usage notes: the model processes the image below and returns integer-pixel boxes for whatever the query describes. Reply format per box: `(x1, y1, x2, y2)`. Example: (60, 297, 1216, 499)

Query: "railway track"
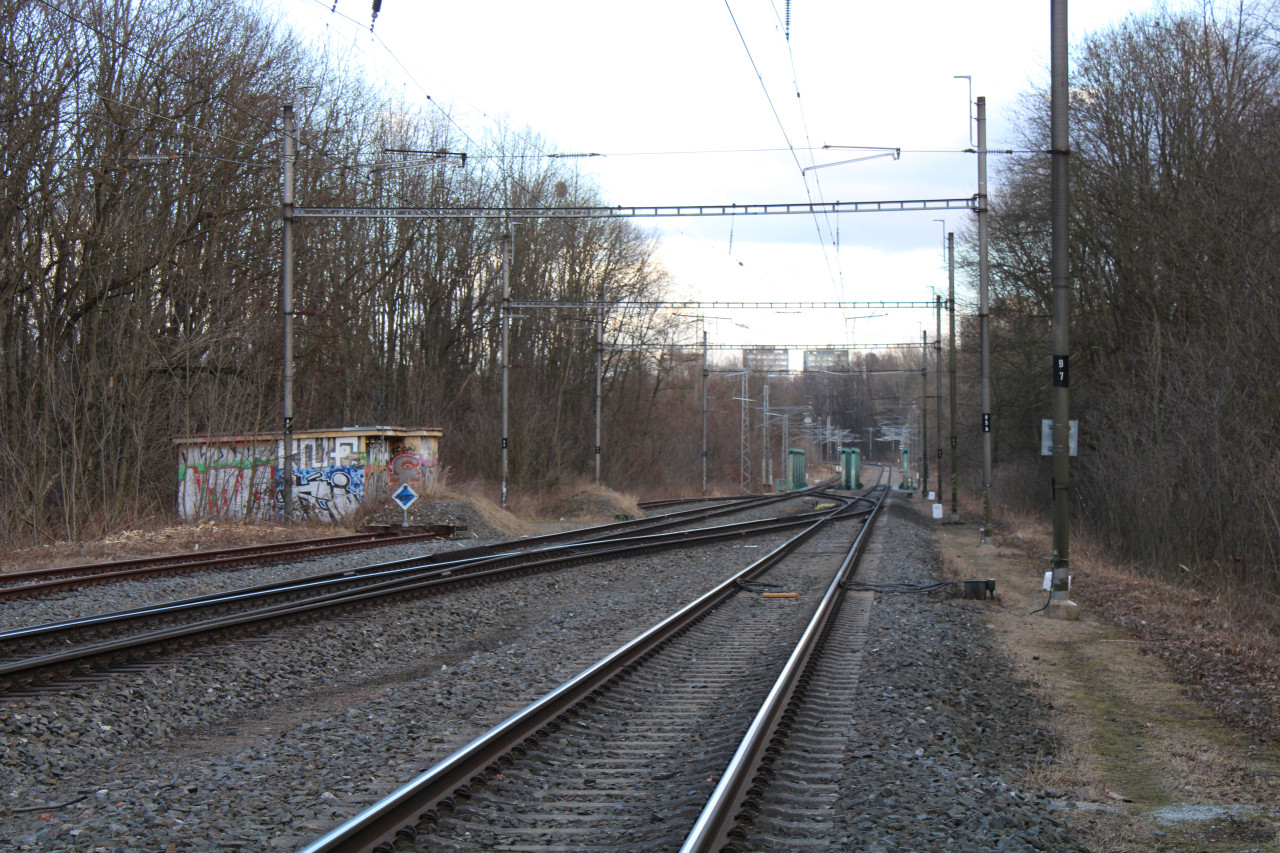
(0, 528, 457, 601)
(0, 490, 863, 698)
(0, 489, 810, 603)
(298, 472, 888, 853)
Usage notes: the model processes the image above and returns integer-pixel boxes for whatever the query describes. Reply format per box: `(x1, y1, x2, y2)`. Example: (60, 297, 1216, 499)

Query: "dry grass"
(522, 479, 645, 521)
(0, 517, 340, 575)
(984, 500, 1280, 743)
(928, 497, 1280, 853)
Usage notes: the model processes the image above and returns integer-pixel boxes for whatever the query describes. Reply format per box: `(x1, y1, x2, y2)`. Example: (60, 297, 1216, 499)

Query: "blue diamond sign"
(392, 483, 419, 510)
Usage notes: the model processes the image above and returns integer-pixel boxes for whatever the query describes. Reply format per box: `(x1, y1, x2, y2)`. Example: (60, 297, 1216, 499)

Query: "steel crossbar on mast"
(609, 341, 922, 352)
(507, 300, 935, 310)
(281, 140, 976, 508)
(293, 197, 976, 220)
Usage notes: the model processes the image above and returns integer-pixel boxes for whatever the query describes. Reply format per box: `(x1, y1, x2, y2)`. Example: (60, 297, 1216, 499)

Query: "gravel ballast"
(0, 497, 1081, 851)
(0, 529, 797, 850)
(819, 499, 1087, 852)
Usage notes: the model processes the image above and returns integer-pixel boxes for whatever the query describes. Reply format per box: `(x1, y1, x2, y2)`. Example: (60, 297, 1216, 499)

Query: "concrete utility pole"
(281, 103, 296, 522)
(500, 227, 512, 508)
(977, 95, 993, 545)
(1048, 0, 1080, 619)
(948, 232, 960, 523)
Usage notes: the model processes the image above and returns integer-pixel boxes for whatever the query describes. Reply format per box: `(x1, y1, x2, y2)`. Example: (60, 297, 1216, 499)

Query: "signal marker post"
(393, 484, 419, 528)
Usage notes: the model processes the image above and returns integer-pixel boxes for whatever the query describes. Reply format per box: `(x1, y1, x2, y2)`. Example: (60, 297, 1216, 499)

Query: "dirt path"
(920, 498, 1280, 852)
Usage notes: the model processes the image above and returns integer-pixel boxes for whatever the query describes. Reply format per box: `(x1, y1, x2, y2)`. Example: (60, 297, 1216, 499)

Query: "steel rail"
(0, 529, 457, 600)
(0, 490, 807, 653)
(295, 502, 851, 853)
(681, 470, 890, 852)
(0, 501, 861, 692)
(0, 492, 835, 648)
(0, 490, 801, 602)
(637, 494, 762, 510)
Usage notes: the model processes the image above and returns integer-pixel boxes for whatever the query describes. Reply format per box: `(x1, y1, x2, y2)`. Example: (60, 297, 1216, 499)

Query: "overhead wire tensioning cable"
(724, 0, 838, 290)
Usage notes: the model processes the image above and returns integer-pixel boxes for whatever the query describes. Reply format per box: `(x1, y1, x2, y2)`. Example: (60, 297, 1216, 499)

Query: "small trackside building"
(174, 426, 442, 521)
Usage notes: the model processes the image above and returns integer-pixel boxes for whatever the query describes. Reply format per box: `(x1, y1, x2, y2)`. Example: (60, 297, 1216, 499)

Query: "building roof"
(173, 426, 442, 445)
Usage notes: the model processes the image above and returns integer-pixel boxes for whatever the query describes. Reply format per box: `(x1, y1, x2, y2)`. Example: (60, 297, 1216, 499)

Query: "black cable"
(1028, 588, 1053, 615)
(840, 579, 958, 594)
(736, 579, 786, 593)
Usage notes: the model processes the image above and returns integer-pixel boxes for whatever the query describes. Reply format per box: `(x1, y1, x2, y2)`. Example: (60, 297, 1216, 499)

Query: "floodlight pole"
(1048, 0, 1080, 618)
(281, 103, 296, 522)
(948, 232, 960, 523)
(977, 95, 993, 545)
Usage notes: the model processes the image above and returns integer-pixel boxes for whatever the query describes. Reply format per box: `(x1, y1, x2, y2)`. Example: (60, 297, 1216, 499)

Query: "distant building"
(174, 426, 442, 521)
(803, 349, 850, 372)
(743, 347, 789, 372)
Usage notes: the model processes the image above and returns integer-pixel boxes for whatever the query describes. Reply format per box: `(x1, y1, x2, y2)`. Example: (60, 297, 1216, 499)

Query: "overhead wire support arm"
(292, 198, 977, 221)
(506, 300, 937, 310)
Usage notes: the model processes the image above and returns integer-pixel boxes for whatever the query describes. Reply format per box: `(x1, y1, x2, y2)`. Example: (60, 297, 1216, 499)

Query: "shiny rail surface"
(0, 528, 457, 601)
(681, 469, 889, 852)
(0, 493, 856, 696)
(295, 480, 882, 853)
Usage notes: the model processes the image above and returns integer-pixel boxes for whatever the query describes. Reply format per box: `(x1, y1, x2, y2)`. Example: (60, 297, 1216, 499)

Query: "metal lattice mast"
(936, 296, 944, 501)
(921, 330, 929, 495)
(948, 233, 960, 522)
(281, 103, 296, 522)
(761, 383, 771, 489)
(739, 372, 751, 493)
(978, 95, 993, 545)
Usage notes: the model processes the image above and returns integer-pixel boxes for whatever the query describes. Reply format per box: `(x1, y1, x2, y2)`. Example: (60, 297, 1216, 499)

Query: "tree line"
(0, 0, 725, 541)
(980, 1, 1280, 593)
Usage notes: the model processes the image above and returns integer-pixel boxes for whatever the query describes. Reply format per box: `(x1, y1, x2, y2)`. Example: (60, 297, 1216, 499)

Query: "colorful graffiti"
(387, 450, 439, 491)
(178, 430, 441, 522)
(275, 465, 365, 520)
(178, 446, 276, 520)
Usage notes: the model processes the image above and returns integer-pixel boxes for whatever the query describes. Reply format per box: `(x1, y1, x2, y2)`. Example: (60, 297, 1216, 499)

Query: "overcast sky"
(272, 0, 1179, 353)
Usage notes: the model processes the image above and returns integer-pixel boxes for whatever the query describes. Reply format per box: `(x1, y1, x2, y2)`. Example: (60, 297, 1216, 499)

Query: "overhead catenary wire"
(722, 0, 838, 290)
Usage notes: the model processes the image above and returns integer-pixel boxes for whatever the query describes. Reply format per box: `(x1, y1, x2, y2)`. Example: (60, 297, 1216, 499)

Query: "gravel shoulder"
(6, 493, 1271, 851)
(929, 499, 1280, 852)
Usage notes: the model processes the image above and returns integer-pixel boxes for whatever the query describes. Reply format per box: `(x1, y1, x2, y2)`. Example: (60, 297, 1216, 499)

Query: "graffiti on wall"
(178, 431, 441, 522)
(275, 464, 365, 520)
(387, 449, 439, 491)
(178, 445, 276, 520)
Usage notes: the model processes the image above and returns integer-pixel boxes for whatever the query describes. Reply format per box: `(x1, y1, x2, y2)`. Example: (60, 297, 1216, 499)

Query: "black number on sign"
(982, 413, 991, 433)
(501, 438, 508, 449)
(1053, 355, 1069, 387)
(951, 436, 957, 448)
